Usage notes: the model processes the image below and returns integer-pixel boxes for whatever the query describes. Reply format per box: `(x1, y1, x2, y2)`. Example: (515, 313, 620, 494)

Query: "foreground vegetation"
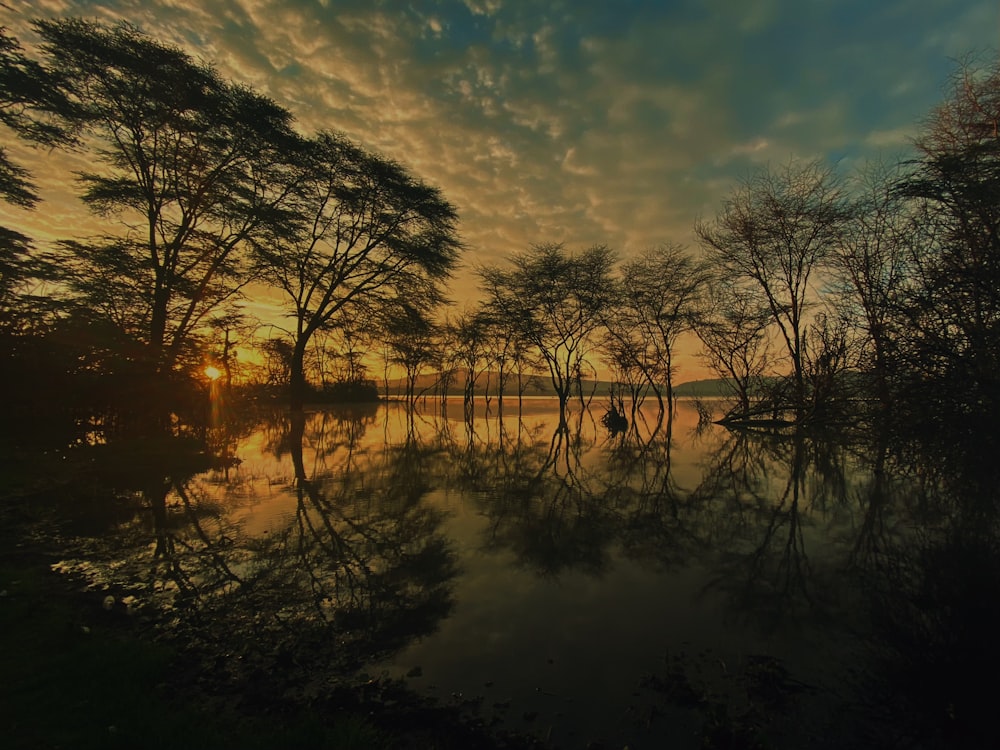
(0, 564, 385, 750)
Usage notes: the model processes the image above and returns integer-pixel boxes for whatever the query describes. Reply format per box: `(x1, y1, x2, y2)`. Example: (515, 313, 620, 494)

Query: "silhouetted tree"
(895, 55, 1000, 423)
(312, 307, 377, 393)
(381, 299, 440, 407)
(478, 269, 545, 411)
(695, 278, 773, 419)
(445, 310, 490, 413)
(828, 160, 913, 410)
(34, 19, 304, 375)
(260, 336, 295, 389)
(478, 243, 616, 423)
(478, 307, 518, 410)
(697, 160, 848, 416)
(605, 243, 708, 414)
(205, 309, 255, 390)
(801, 311, 854, 421)
(600, 329, 649, 417)
(0, 25, 71, 204)
(253, 131, 460, 410)
(0, 25, 72, 332)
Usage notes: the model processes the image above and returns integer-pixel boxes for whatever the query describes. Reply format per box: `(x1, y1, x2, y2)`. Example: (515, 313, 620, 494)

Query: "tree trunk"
(290, 338, 309, 412)
(289, 409, 307, 482)
(148, 281, 170, 372)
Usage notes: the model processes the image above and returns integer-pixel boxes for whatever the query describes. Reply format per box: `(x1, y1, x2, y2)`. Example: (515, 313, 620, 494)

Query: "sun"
(204, 365, 222, 381)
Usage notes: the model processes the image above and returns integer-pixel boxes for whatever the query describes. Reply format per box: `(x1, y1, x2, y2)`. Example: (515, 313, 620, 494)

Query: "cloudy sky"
(2, 0, 998, 377)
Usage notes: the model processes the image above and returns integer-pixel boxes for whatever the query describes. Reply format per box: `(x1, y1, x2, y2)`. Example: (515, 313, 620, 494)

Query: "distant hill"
(382, 369, 548, 397)
(673, 378, 734, 398)
(382, 370, 617, 397)
(382, 370, 734, 399)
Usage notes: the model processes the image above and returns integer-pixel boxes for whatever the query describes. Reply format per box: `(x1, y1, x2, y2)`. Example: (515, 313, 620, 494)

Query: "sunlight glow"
(204, 366, 222, 381)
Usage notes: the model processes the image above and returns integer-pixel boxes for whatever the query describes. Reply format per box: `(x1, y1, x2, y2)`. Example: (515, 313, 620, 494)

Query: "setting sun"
(204, 366, 222, 381)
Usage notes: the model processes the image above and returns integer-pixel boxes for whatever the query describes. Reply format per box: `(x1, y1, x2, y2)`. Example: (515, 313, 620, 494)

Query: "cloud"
(2, 0, 997, 299)
(864, 126, 917, 151)
(463, 0, 502, 18)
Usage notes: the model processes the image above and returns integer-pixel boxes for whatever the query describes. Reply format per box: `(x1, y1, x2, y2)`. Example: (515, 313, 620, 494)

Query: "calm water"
(51, 398, 950, 747)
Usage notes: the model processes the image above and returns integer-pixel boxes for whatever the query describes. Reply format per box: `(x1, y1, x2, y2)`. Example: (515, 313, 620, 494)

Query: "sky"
(2, 0, 999, 381)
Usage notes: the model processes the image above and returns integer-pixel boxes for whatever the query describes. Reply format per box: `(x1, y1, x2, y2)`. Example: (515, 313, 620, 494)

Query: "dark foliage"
(319, 379, 381, 403)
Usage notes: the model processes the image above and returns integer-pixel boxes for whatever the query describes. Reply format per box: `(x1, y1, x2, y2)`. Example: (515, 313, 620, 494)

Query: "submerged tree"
(605, 243, 708, 415)
(445, 310, 490, 413)
(601, 326, 649, 416)
(381, 297, 441, 407)
(254, 131, 460, 410)
(478, 243, 616, 422)
(478, 267, 544, 410)
(695, 278, 774, 419)
(696, 160, 848, 415)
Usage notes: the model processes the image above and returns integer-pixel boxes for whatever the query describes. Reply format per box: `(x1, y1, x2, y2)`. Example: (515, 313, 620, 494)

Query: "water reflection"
(456, 410, 618, 577)
(844, 430, 1000, 749)
(56, 408, 458, 694)
(47, 399, 1000, 748)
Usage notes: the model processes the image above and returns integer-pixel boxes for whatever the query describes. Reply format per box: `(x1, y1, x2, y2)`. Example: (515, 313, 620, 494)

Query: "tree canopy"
(478, 243, 616, 418)
(35, 18, 306, 373)
(254, 131, 460, 410)
(696, 160, 849, 415)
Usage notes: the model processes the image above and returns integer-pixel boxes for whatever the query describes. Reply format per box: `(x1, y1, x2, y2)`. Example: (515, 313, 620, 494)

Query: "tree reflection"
(446, 404, 873, 614)
(46, 400, 1000, 747)
(685, 427, 867, 630)
(846, 431, 1000, 748)
(600, 410, 705, 571)
(56, 409, 457, 698)
(453, 409, 619, 576)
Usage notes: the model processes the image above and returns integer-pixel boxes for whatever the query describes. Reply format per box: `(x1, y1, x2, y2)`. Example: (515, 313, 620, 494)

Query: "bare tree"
(445, 310, 490, 413)
(696, 160, 848, 415)
(381, 299, 440, 407)
(478, 307, 520, 411)
(478, 269, 544, 411)
(604, 243, 708, 415)
(695, 278, 774, 420)
(600, 331, 650, 422)
(828, 160, 913, 408)
(478, 243, 616, 423)
(801, 311, 854, 421)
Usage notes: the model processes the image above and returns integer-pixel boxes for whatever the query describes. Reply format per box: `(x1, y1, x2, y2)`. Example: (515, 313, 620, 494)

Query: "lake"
(46, 396, 990, 748)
